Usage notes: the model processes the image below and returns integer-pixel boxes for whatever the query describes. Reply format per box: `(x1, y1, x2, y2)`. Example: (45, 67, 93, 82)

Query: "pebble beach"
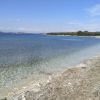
(7, 55, 100, 100)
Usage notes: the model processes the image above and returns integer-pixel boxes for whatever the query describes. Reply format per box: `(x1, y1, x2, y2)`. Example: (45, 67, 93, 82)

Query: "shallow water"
(0, 34, 100, 98)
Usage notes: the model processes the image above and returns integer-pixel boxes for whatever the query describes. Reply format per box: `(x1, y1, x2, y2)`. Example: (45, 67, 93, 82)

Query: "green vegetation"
(47, 31, 100, 36)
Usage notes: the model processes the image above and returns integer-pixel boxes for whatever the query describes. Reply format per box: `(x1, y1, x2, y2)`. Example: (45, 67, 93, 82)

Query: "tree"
(77, 31, 83, 36)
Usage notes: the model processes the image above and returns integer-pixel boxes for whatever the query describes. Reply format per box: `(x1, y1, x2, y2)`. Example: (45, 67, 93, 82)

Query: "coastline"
(47, 34, 100, 38)
(7, 55, 100, 100)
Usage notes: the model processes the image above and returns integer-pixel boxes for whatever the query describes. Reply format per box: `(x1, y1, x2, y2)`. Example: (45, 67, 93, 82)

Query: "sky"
(0, 0, 100, 33)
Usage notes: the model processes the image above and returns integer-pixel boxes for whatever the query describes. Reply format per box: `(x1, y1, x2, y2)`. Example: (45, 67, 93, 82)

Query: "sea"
(0, 33, 100, 98)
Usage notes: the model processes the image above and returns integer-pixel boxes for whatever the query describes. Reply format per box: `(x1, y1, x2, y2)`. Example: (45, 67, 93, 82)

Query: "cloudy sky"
(0, 0, 100, 33)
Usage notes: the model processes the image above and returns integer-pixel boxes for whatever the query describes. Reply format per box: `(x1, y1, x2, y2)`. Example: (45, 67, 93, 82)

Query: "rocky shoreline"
(4, 56, 100, 100)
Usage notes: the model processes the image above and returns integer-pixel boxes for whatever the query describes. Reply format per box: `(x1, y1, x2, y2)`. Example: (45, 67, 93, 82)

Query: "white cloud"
(1, 18, 100, 33)
(81, 23, 100, 31)
(0, 26, 12, 32)
(88, 4, 100, 16)
(65, 19, 100, 32)
(68, 20, 82, 26)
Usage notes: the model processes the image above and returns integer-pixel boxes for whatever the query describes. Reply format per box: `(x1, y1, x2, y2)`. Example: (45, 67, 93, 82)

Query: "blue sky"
(0, 0, 100, 33)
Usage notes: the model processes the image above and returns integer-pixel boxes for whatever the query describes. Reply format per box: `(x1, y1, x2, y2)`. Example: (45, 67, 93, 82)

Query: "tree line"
(47, 31, 100, 36)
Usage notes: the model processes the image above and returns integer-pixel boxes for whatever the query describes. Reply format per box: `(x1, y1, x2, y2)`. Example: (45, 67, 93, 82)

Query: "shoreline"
(7, 55, 100, 100)
(47, 34, 100, 38)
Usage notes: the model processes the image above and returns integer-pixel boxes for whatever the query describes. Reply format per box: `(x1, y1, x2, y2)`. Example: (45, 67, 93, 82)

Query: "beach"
(7, 55, 100, 100)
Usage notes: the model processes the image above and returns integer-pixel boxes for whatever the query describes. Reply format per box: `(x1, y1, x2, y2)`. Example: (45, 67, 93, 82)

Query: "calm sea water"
(0, 34, 100, 98)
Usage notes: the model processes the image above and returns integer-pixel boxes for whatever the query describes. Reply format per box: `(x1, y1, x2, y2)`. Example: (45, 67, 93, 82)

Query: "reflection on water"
(0, 34, 100, 98)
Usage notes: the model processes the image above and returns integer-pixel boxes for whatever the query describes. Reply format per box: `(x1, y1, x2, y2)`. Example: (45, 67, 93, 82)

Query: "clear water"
(0, 34, 100, 98)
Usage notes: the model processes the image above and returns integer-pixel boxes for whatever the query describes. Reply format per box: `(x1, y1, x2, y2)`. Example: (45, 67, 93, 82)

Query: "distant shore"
(47, 31, 100, 36)
(7, 55, 100, 100)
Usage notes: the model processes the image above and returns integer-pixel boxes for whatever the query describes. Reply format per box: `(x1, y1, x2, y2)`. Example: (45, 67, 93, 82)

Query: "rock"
(0, 97, 7, 100)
